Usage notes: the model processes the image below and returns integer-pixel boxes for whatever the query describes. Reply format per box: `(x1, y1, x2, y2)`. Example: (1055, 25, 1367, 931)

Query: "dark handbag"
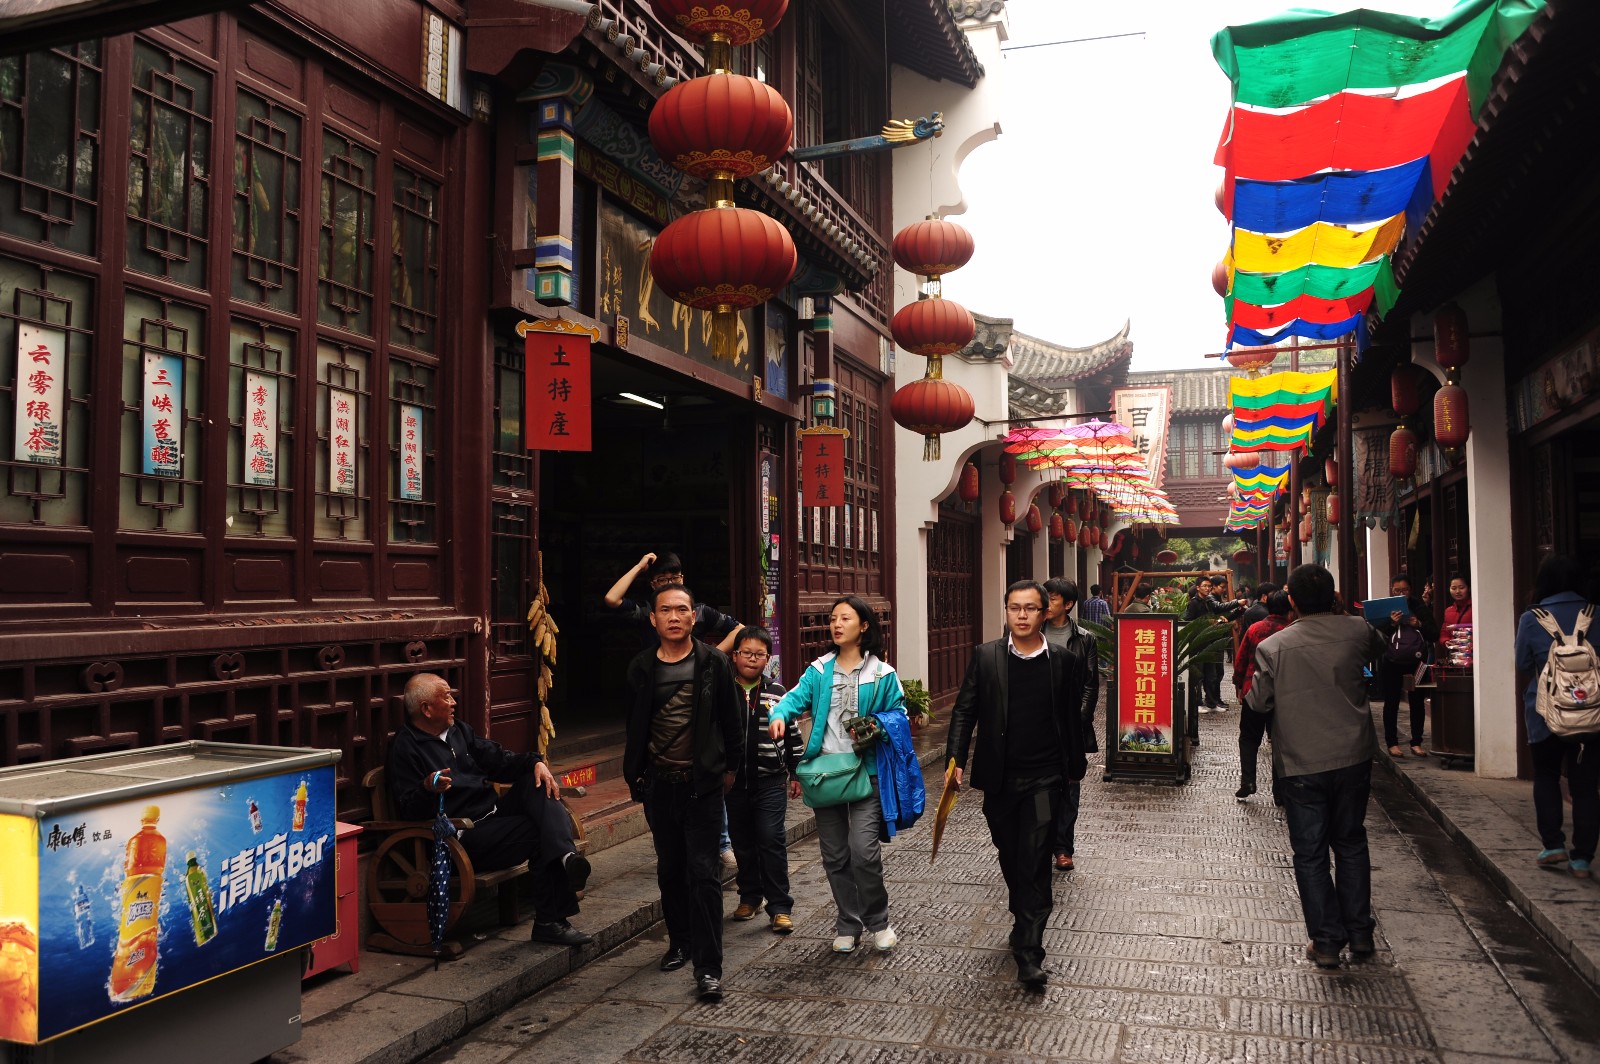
(795, 751, 872, 809)
(1386, 623, 1426, 664)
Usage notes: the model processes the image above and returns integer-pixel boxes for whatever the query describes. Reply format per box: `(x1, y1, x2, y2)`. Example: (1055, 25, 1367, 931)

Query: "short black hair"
(1043, 578, 1079, 604)
(1255, 581, 1279, 600)
(1286, 564, 1335, 615)
(1390, 572, 1413, 589)
(651, 583, 695, 609)
(1089, 584, 1102, 596)
(1534, 555, 1584, 603)
(1005, 580, 1047, 611)
(650, 552, 685, 578)
(1134, 581, 1154, 598)
(1266, 590, 1292, 617)
(830, 595, 886, 658)
(735, 626, 773, 653)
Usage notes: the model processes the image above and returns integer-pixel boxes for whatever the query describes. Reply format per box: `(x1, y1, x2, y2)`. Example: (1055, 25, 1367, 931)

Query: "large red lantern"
(998, 451, 1016, 485)
(1226, 345, 1278, 374)
(1391, 363, 1422, 416)
(650, 0, 789, 46)
(1098, 507, 1110, 529)
(1049, 511, 1066, 540)
(1048, 483, 1065, 509)
(1324, 456, 1339, 485)
(1300, 513, 1313, 544)
(890, 298, 976, 357)
(1223, 451, 1260, 471)
(998, 489, 1017, 526)
(1066, 493, 1079, 518)
(1077, 524, 1091, 549)
(1155, 549, 1179, 565)
(1434, 383, 1470, 449)
(651, 208, 797, 359)
(1064, 516, 1078, 541)
(957, 460, 980, 503)
(1389, 426, 1419, 479)
(1326, 491, 1340, 524)
(892, 218, 975, 284)
(890, 376, 975, 461)
(1434, 302, 1470, 372)
(1089, 524, 1101, 548)
(1025, 504, 1043, 535)
(648, 75, 793, 182)
(1212, 260, 1230, 298)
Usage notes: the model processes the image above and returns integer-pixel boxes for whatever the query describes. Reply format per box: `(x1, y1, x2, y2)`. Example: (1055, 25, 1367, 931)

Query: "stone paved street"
(419, 708, 1600, 1064)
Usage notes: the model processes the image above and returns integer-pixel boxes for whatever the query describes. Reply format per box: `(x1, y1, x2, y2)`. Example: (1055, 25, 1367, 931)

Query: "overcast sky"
(940, 0, 1462, 373)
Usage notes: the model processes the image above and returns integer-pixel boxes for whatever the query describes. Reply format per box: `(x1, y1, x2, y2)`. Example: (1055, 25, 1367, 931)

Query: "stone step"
(562, 774, 649, 855)
(548, 738, 626, 788)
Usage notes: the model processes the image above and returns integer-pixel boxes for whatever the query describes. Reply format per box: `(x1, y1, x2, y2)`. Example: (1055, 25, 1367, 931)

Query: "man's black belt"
(651, 766, 694, 783)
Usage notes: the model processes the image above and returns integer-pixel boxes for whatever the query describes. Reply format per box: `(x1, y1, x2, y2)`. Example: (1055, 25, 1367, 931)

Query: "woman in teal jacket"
(769, 595, 912, 954)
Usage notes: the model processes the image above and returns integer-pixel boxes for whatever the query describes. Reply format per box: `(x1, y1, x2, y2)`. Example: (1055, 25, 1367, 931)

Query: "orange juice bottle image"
(291, 780, 308, 831)
(108, 805, 167, 1002)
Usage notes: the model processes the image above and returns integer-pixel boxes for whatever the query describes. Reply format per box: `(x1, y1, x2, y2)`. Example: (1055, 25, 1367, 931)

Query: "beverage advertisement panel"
(0, 814, 40, 1044)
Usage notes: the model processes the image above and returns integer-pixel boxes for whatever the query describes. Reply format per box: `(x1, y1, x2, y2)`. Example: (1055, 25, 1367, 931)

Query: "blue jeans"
(726, 777, 793, 913)
(643, 777, 725, 978)
(1281, 760, 1375, 951)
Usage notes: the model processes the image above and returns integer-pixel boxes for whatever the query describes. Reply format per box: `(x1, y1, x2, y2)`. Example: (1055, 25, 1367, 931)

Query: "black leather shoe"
(530, 920, 592, 946)
(696, 974, 723, 1001)
(1016, 962, 1048, 991)
(1235, 782, 1257, 801)
(660, 946, 689, 972)
(1305, 941, 1342, 969)
(1348, 935, 1376, 959)
(563, 851, 591, 894)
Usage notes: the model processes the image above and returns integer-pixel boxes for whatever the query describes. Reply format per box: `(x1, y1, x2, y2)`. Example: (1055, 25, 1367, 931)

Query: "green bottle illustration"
(264, 893, 284, 952)
(183, 851, 217, 946)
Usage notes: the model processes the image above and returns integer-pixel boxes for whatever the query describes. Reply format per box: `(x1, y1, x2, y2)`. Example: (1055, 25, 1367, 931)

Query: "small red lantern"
(891, 298, 976, 357)
(890, 376, 975, 461)
(1048, 483, 1065, 509)
(1434, 383, 1470, 448)
(1098, 507, 1110, 529)
(1025, 504, 1043, 535)
(1064, 516, 1078, 541)
(1300, 514, 1313, 543)
(1434, 302, 1470, 371)
(1391, 363, 1422, 416)
(1089, 524, 1102, 548)
(1156, 549, 1179, 565)
(1212, 260, 1230, 298)
(998, 489, 1016, 526)
(892, 218, 975, 281)
(957, 460, 980, 504)
(1389, 426, 1419, 479)
(1223, 451, 1260, 471)
(998, 451, 1016, 485)
(1214, 181, 1227, 217)
(651, 208, 797, 359)
(1066, 493, 1079, 518)
(1049, 511, 1066, 540)
(648, 75, 793, 182)
(1129, 542, 1140, 561)
(650, 0, 789, 46)
(1077, 524, 1091, 549)
(1324, 456, 1339, 485)
(1232, 548, 1255, 565)
(1226, 345, 1278, 373)
(1326, 491, 1340, 524)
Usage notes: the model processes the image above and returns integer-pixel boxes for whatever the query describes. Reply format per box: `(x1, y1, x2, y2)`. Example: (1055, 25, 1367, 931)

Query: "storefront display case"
(1430, 624, 1476, 767)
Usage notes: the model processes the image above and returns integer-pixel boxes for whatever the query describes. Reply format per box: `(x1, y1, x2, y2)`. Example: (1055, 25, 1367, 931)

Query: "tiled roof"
(1003, 320, 1133, 419)
(887, 0, 985, 87)
(957, 311, 1013, 361)
(949, 1, 1007, 19)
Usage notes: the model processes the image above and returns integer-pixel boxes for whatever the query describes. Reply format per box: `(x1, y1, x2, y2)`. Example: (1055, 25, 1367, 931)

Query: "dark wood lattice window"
(314, 340, 369, 540)
(387, 358, 436, 543)
(118, 292, 205, 532)
(227, 318, 295, 536)
(126, 39, 212, 288)
(318, 128, 377, 335)
(0, 42, 102, 255)
(490, 340, 534, 659)
(389, 163, 440, 352)
(798, 355, 884, 598)
(927, 506, 979, 699)
(232, 87, 302, 311)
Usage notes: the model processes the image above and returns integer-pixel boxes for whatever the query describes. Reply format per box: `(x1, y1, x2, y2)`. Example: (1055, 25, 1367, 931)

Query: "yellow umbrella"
(930, 758, 961, 864)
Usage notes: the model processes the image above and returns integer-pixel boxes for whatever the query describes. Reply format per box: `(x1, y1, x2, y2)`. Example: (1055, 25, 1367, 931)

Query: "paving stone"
(807, 1040, 1055, 1064)
(689, 994, 941, 1043)
(620, 1024, 816, 1064)
(927, 1010, 1121, 1059)
(1229, 998, 1436, 1047)
(1118, 1027, 1440, 1064)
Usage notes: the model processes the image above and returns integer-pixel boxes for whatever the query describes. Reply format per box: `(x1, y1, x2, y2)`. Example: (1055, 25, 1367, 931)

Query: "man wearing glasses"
(946, 580, 1089, 990)
(724, 627, 804, 933)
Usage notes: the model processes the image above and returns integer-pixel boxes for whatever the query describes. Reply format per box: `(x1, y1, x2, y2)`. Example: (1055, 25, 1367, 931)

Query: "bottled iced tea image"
(264, 893, 284, 952)
(109, 805, 167, 1002)
(291, 781, 308, 832)
(183, 851, 217, 946)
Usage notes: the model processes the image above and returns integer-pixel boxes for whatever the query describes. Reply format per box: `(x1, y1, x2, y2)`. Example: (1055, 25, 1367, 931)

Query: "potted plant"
(901, 678, 934, 733)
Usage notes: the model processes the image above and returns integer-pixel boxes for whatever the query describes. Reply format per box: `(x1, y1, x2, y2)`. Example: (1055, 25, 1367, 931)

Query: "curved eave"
(887, 0, 984, 87)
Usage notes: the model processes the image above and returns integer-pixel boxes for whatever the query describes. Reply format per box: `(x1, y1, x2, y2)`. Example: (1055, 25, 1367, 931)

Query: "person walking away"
(768, 596, 922, 955)
(946, 580, 1088, 990)
(1250, 564, 1386, 968)
(1123, 582, 1155, 613)
(1184, 576, 1246, 711)
(387, 673, 593, 948)
(1514, 555, 1598, 879)
(1375, 572, 1439, 757)
(724, 627, 803, 931)
(622, 584, 744, 1001)
(1232, 591, 1291, 802)
(1240, 582, 1278, 631)
(1080, 584, 1112, 628)
(1041, 578, 1101, 871)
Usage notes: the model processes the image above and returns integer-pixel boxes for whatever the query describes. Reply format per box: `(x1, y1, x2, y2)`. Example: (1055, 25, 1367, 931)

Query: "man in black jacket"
(386, 673, 592, 947)
(946, 580, 1088, 990)
(624, 584, 745, 1002)
(1184, 576, 1246, 711)
(1374, 572, 1440, 757)
(1041, 578, 1101, 872)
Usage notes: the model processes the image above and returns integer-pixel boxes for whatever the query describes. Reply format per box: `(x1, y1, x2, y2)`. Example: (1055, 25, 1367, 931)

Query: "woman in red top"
(1442, 574, 1472, 637)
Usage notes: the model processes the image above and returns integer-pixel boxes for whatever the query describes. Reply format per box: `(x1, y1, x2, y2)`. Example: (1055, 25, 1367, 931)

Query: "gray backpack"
(1532, 606, 1600, 737)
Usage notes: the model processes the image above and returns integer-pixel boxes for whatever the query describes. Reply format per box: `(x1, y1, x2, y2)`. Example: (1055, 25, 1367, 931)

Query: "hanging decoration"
(1025, 504, 1043, 535)
(998, 489, 1017, 526)
(1155, 549, 1179, 565)
(1228, 368, 1338, 452)
(1077, 524, 1091, 549)
(1389, 425, 1419, 479)
(957, 460, 980, 504)
(1391, 363, 1422, 416)
(1049, 511, 1066, 541)
(1324, 455, 1339, 485)
(889, 378, 975, 464)
(889, 217, 978, 460)
(1432, 303, 1471, 451)
(1326, 490, 1340, 524)
(892, 217, 975, 299)
(1434, 302, 1470, 371)
(1064, 516, 1078, 542)
(1048, 483, 1065, 509)
(998, 451, 1016, 485)
(1434, 383, 1470, 450)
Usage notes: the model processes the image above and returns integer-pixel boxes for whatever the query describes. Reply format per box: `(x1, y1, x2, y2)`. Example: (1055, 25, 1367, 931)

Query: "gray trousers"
(813, 776, 889, 937)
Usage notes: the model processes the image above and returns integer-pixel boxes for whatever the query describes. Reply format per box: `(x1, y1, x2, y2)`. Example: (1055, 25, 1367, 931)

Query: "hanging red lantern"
(1025, 504, 1043, 535)
(1214, 181, 1228, 216)
(957, 460, 980, 503)
(650, 0, 789, 46)
(1232, 548, 1255, 565)
(1222, 413, 1235, 435)
(890, 298, 976, 358)
(1066, 493, 1079, 517)
(1064, 516, 1078, 541)
(651, 208, 797, 359)
(1077, 524, 1091, 549)
(1156, 549, 1179, 565)
(1389, 425, 1419, 479)
(1211, 260, 1230, 297)
(1223, 450, 1261, 471)
(892, 218, 975, 281)
(1326, 491, 1340, 524)
(1129, 542, 1140, 561)
(1048, 483, 1065, 509)
(1098, 507, 1110, 529)
(1300, 513, 1313, 543)
(1324, 456, 1339, 485)
(1434, 302, 1470, 371)
(998, 489, 1016, 526)
(1226, 346, 1278, 373)
(1049, 511, 1066, 541)
(998, 451, 1016, 485)
(1391, 363, 1422, 416)
(890, 375, 975, 461)
(648, 75, 792, 182)
(1089, 524, 1102, 548)
(1434, 383, 1470, 448)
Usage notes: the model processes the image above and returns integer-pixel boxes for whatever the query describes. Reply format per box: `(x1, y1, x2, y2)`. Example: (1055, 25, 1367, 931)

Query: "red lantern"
(1049, 511, 1066, 540)
(890, 376, 975, 461)
(1066, 493, 1079, 517)
(890, 298, 976, 357)
(650, 0, 789, 46)
(1064, 516, 1078, 541)
(957, 460, 980, 503)
(1098, 507, 1110, 529)
(651, 208, 797, 359)
(1232, 548, 1255, 565)
(1434, 302, 1470, 371)
(892, 218, 975, 280)
(1048, 483, 1065, 509)
(1214, 181, 1227, 216)
(1156, 549, 1178, 565)
(1077, 524, 1091, 549)
(1434, 383, 1470, 448)
(1389, 426, 1419, 479)
(1025, 504, 1043, 535)
(998, 489, 1016, 526)
(1212, 260, 1230, 298)
(998, 452, 1016, 485)
(1324, 456, 1339, 485)
(1300, 514, 1313, 543)
(1226, 346, 1278, 373)
(1326, 491, 1340, 524)
(648, 75, 793, 181)
(1223, 451, 1260, 471)
(1129, 542, 1140, 561)
(1089, 524, 1102, 548)
(1391, 363, 1422, 416)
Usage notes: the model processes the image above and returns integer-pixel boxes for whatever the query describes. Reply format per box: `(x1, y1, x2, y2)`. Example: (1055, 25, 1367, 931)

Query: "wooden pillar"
(524, 73, 589, 307)
(809, 294, 836, 423)
(1336, 339, 1357, 604)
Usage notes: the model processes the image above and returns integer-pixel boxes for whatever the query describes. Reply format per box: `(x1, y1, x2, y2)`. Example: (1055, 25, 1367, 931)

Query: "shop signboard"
(800, 426, 848, 508)
(1103, 614, 1189, 784)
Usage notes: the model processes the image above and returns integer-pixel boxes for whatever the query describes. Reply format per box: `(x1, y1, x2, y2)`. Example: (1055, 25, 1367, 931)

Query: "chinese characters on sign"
(1112, 386, 1173, 489)
(13, 324, 66, 465)
(522, 320, 597, 452)
(328, 387, 358, 496)
(1115, 615, 1175, 754)
(399, 403, 424, 501)
(800, 426, 849, 508)
(141, 353, 184, 478)
(243, 372, 278, 487)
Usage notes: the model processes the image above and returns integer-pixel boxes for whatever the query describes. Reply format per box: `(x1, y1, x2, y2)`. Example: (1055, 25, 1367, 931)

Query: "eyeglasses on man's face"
(1005, 604, 1043, 616)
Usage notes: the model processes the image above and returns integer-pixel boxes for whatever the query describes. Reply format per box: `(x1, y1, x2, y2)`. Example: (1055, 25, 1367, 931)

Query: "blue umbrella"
(430, 790, 458, 969)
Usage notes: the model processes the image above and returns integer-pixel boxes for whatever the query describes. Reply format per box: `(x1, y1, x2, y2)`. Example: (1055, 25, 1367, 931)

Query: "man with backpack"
(1514, 555, 1599, 879)
(1375, 573, 1438, 757)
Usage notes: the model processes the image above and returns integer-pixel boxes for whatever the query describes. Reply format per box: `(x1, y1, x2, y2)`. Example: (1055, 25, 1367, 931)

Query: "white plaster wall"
(1366, 525, 1392, 595)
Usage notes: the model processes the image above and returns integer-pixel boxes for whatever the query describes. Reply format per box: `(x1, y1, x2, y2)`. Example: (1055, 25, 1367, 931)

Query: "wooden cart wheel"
(366, 827, 476, 954)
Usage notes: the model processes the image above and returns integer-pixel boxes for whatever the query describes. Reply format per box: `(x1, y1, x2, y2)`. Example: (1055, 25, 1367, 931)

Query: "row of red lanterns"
(888, 219, 979, 461)
(1387, 303, 1473, 478)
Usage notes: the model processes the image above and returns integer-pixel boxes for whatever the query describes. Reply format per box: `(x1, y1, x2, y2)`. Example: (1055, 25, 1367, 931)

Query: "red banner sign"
(559, 763, 597, 789)
(800, 427, 849, 508)
(1115, 615, 1175, 754)
(523, 321, 598, 451)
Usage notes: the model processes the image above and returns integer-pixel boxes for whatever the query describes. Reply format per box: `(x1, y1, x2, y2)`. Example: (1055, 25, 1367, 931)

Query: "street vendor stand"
(0, 742, 340, 1063)
(1429, 623, 1476, 767)
(1103, 613, 1190, 785)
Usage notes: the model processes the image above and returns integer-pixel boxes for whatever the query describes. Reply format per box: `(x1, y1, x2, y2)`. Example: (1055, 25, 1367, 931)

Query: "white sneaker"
(872, 926, 898, 952)
(831, 935, 858, 953)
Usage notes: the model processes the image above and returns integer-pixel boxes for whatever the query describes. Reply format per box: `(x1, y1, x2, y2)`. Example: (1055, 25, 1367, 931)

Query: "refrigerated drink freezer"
(0, 742, 341, 1063)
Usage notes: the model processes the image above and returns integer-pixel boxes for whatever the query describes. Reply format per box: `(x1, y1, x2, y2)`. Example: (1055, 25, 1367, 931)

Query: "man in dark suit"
(946, 580, 1089, 990)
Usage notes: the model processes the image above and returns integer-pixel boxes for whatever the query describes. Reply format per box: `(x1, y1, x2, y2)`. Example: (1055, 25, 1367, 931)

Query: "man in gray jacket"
(1249, 564, 1386, 969)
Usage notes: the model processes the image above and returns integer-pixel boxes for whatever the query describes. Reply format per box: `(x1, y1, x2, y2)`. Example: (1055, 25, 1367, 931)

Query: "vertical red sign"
(524, 322, 596, 452)
(800, 427, 849, 508)
(1115, 614, 1175, 754)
